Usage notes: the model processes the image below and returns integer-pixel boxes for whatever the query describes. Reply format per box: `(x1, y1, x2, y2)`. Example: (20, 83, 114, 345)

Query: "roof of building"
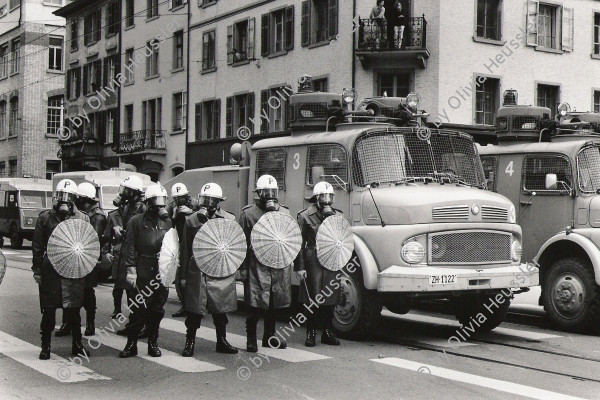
(53, 0, 99, 17)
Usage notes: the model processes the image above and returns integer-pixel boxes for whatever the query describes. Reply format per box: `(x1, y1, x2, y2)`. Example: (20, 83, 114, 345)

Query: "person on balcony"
(370, 0, 387, 48)
(393, 0, 406, 49)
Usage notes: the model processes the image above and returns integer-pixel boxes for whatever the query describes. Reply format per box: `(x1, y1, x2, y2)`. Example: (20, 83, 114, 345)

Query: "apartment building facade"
(0, 0, 65, 179)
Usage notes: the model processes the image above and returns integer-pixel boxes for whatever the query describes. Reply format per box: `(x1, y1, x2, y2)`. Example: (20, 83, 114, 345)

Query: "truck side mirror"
(311, 166, 325, 184)
(545, 173, 558, 190)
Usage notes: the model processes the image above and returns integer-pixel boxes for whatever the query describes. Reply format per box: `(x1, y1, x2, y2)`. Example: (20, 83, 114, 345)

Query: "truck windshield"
(19, 190, 46, 208)
(101, 185, 119, 210)
(352, 129, 485, 187)
(577, 145, 600, 193)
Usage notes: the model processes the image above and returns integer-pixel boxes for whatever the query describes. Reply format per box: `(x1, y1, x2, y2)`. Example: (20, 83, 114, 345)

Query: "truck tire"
(332, 268, 382, 340)
(455, 291, 511, 333)
(543, 257, 600, 333)
(9, 225, 23, 249)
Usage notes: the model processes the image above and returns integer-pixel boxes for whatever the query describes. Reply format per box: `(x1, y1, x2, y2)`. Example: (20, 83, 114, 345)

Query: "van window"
(480, 156, 498, 192)
(6, 191, 17, 207)
(255, 148, 286, 189)
(19, 190, 45, 208)
(577, 146, 600, 193)
(305, 145, 348, 186)
(522, 154, 572, 194)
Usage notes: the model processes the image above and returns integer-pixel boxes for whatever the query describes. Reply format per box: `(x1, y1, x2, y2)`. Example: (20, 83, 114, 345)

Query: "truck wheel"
(332, 269, 382, 340)
(455, 291, 511, 333)
(543, 257, 600, 333)
(9, 226, 23, 249)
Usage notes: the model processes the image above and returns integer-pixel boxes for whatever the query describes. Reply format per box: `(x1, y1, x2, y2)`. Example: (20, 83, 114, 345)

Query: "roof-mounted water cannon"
(553, 103, 600, 139)
(298, 74, 313, 93)
(495, 89, 553, 143)
(229, 141, 252, 166)
(357, 92, 428, 127)
(503, 89, 518, 106)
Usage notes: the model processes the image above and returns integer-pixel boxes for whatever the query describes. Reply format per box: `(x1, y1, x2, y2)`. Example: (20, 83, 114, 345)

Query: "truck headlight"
(511, 239, 522, 262)
(26, 218, 34, 226)
(508, 205, 516, 223)
(401, 241, 425, 264)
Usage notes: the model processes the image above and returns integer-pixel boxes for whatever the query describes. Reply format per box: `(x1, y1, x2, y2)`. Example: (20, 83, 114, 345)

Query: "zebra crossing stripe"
(161, 318, 330, 363)
(0, 330, 110, 383)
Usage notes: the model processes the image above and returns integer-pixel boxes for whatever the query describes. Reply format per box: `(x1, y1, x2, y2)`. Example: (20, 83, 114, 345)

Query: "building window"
(9, 0, 18, 10)
(8, 159, 17, 177)
(10, 38, 19, 74)
(142, 98, 162, 131)
(84, 10, 102, 46)
(301, 0, 338, 47)
(173, 30, 184, 70)
(125, 0, 134, 28)
(46, 160, 61, 181)
(227, 18, 255, 64)
(48, 36, 63, 71)
(195, 99, 221, 141)
(594, 13, 600, 56)
(527, 2, 573, 51)
(538, 4, 557, 49)
(124, 48, 134, 83)
(147, 0, 158, 19)
(202, 30, 216, 71)
(0, 101, 6, 140)
(171, 0, 184, 9)
(475, 76, 500, 125)
(103, 54, 119, 85)
(106, 1, 121, 36)
(124, 104, 133, 132)
(476, 0, 502, 41)
(83, 60, 102, 95)
(378, 73, 410, 97)
(313, 77, 328, 92)
(67, 67, 81, 99)
(261, 6, 294, 56)
(594, 91, 600, 113)
(0, 44, 8, 78)
(47, 95, 63, 136)
(537, 84, 559, 118)
(226, 93, 254, 137)
(146, 41, 159, 77)
(8, 96, 17, 137)
(70, 20, 78, 51)
(106, 109, 117, 143)
(260, 86, 293, 134)
(172, 91, 187, 132)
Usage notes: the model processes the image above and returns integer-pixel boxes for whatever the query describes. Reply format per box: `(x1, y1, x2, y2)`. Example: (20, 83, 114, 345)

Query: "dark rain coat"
(83, 204, 107, 288)
(167, 197, 200, 239)
(295, 205, 342, 306)
(32, 208, 90, 309)
(180, 209, 238, 316)
(102, 206, 126, 286)
(239, 201, 292, 309)
(121, 211, 172, 291)
(114, 200, 146, 288)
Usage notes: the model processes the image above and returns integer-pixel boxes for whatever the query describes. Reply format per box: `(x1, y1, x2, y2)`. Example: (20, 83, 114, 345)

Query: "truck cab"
(167, 85, 537, 338)
(0, 178, 53, 248)
(479, 90, 600, 332)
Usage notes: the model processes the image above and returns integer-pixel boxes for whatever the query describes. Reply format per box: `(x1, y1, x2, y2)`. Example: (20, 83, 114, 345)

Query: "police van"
(166, 85, 537, 338)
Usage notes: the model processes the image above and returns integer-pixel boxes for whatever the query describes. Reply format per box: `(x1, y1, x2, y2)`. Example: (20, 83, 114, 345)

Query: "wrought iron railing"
(112, 129, 167, 154)
(58, 141, 104, 160)
(357, 15, 427, 51)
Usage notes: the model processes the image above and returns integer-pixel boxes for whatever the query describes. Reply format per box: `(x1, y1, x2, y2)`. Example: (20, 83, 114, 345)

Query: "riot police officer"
(103, 201, 128, 319)
(119, 184, 172, 358)
(180, 183, 238, 357)
(167, 182, 198, 318)
(32, 179, 91, 360)
(295, 182, 341, 347)
(239, 175, 291, 352)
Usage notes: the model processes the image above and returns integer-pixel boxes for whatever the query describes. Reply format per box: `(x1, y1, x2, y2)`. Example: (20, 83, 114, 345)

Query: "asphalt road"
(1, 247, 599, 400)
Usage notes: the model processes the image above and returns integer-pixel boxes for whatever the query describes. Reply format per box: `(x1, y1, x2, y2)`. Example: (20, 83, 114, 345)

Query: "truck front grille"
(481, 205, 508, 221)
(432, 205, 469, 220)
(428, 230, 512, 265)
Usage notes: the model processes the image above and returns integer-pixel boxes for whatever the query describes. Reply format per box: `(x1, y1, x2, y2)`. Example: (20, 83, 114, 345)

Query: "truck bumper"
(377, 264, 538, 292)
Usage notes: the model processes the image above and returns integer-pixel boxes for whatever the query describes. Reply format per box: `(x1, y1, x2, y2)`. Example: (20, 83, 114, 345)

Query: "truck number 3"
(505, 161, 514, 177)
(293, 153, 300, 170)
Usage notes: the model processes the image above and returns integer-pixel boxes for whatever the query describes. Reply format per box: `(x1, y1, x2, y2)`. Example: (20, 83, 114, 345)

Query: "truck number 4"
(505, 161, 514, 177)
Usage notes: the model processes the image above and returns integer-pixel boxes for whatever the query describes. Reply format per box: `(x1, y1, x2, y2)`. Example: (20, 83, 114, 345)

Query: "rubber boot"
(305, 314, 316, 347)
(55, 322, 70, 337)
(84, 311, 95, 336)
(72, 326, 91, 357)
(263, 312, 286, 349)
(246, 319, 258, 353)
(147, 332, 162, 357)
(321, 306, 340, 346)
(215, 315, 237, 354)
(182, 329, 196, 357)
(39, 332, 51, 360)
(138, 325, 149, 339)
(119, 337, 138, 358)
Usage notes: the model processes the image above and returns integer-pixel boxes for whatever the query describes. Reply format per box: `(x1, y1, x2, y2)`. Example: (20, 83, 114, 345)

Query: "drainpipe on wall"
(116, 0, 122, 170)
(184, 1, 191, 171)
(351, 0, 356, 110)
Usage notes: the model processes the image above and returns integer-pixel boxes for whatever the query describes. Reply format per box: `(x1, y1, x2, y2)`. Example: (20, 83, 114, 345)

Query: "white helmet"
(313, 181, 334, 196)
(171, 182, 189, 197)
(77, 182, 98, 201)
(122, 175, 144, 192)
(199, 182, 226, 208)
(256, 175, 278, 190)
(145, 184, 168, 206)
(55, 179, 78, 203)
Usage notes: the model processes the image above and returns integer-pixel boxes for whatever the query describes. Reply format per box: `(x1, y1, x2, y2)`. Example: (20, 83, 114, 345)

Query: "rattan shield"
(251, 211, 301, 269)
(316, 215, 354, 271)
(193, 219, 247, 278)
(0, 250, 5, 285)
(47, 219, 100, 279)
(158, 228, 179, 286)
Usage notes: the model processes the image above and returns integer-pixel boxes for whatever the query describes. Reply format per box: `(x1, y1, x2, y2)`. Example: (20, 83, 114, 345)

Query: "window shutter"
(285, 6, 295, 50)
(83, 65, 88, 95)
(102, 58, 108, 86)
(95, 60, 102, 90)
(182, 91, 187, 130)
(168, 0, 173, 10)
(246, 93, 255, 134)
(526, 0, 539, 47)
(227, 25, 233, 64)
(284, 85, 292, 131)
(328, 0, 338, 39)
(76, 67, 81, 97)
(301, 1, 310, 47)
(247, 18, 255, 60)
(226, 96, 233, 137)
(67, 70, 72, 99)
(260, 89, 268, 134)
(214, 99, 221, 139)
(561, 7, 574, 52)
(261, 13, 270, 57)
(195, 102, 202, 141)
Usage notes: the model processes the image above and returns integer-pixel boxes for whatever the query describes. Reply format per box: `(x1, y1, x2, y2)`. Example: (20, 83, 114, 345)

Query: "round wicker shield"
(47, 219, 100, 279)
(0, 250, 6, 285)
(158, 228, 179, 286)
(193, 219, 247, 278)
(251, 211, 302, 269)
(316, 215, 354, 271)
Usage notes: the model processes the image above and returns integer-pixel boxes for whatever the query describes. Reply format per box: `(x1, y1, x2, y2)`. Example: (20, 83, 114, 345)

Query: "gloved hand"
(106, 253, 115, 263)
(113, 226, 124, 240)
(238, 269, 248, 283)
(33, 274, 42, 285)
(180, 279, 186, 289)
(296, 270, 307, 280)
(126, 267, 137, 288)
(178, 205, 193, 215)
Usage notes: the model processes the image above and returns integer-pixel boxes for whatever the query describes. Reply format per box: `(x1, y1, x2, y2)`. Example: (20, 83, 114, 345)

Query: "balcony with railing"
(355, 15, 430, 69)
(112, 129, 166, 167)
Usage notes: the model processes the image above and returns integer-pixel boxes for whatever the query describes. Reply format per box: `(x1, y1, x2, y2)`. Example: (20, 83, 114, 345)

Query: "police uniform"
(103, 206, 127, 314)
